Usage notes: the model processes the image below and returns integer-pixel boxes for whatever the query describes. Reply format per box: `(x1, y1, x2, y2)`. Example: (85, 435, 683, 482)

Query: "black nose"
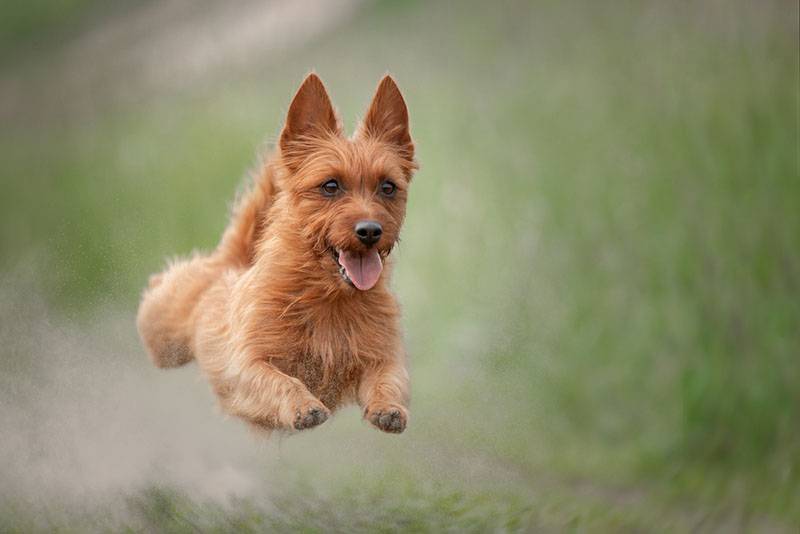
(354, 220, 382, 246)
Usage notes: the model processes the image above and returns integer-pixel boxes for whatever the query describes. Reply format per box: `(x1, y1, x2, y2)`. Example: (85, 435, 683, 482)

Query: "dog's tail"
(216, 160, 278, 267)
(137, 159, 278, 369)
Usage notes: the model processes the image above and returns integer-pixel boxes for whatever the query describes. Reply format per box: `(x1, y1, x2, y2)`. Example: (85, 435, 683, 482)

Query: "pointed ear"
(280, 73, 340, 154)
(359, 75, 414, 159)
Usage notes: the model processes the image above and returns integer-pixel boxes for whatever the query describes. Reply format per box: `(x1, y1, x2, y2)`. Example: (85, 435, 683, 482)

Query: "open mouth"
(331, 248, 384, 291)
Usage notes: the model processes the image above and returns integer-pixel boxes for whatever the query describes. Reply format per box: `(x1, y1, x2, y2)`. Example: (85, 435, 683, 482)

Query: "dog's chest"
(275, 316, 374, 407)
(291, 351, 360, 408)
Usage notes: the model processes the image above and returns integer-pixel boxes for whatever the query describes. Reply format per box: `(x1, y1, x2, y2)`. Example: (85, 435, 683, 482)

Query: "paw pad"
(294, 406, 329, 430)
(368, 407, 406, 433)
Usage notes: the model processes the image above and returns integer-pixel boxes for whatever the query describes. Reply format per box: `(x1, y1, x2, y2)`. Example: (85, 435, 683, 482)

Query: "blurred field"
(1, 0, 798, 531)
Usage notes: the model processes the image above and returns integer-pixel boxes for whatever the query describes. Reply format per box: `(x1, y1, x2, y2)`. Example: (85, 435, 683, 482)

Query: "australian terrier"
(137, 74, 417, 434)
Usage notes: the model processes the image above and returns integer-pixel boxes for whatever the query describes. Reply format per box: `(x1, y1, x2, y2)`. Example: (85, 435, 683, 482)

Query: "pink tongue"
(339, 249, 383, 290)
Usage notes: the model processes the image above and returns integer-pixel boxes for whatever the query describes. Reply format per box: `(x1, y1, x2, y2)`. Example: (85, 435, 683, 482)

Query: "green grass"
(1, 0, 798, 530)
(0, 0, 106, 65)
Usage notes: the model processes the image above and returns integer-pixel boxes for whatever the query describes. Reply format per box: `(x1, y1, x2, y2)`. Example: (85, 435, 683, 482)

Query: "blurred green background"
(1, 0, 798, 531)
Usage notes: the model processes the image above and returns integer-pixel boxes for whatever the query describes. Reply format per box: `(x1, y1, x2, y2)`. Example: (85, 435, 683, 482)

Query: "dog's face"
(278, 74, 417, 291)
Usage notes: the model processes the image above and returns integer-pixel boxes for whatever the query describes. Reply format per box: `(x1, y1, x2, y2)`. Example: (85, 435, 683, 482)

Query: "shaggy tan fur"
(137, 74, 417, 434)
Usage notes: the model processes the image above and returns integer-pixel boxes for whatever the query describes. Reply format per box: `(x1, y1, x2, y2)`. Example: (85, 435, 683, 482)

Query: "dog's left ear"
(358, 75, 414, 161)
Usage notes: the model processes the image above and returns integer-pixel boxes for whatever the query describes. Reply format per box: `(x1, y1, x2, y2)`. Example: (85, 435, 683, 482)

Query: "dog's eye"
(380, 180, 397, 197)
(320, 179, 340, 197)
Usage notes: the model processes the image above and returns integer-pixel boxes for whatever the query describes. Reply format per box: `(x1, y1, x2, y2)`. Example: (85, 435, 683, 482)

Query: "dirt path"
(0, 278, 790, 532)
(0, 0, 363, 124)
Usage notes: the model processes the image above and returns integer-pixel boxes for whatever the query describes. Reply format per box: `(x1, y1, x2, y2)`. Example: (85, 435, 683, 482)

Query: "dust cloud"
(0, 267, 527, 528)
(0, 272, 270, 519)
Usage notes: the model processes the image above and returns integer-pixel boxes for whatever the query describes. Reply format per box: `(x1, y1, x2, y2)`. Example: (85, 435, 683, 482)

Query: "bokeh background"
(1, 0, 798, 531)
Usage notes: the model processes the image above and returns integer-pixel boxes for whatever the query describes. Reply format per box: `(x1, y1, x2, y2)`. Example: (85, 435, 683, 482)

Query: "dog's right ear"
(280, 74, 340, 166)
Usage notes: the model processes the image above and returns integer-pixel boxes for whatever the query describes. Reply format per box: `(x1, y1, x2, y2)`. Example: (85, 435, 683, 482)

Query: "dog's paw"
(364, 404, 407, 434)
(293, 402, 330, 431)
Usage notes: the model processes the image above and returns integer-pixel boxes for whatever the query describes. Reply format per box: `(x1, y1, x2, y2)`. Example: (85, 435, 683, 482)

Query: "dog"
(136, 74, 417, 434)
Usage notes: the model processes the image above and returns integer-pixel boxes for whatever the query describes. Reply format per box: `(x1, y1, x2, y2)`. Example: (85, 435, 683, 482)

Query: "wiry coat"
(136, 74, 417, 433)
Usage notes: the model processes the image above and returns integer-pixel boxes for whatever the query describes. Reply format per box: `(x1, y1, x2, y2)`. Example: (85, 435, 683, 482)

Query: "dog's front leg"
(228, 359, 330, 431)
(358, 357, 410, 434)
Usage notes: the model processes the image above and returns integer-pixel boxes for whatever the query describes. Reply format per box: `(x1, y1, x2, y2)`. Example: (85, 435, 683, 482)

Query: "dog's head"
(276, 74, 417, 291)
